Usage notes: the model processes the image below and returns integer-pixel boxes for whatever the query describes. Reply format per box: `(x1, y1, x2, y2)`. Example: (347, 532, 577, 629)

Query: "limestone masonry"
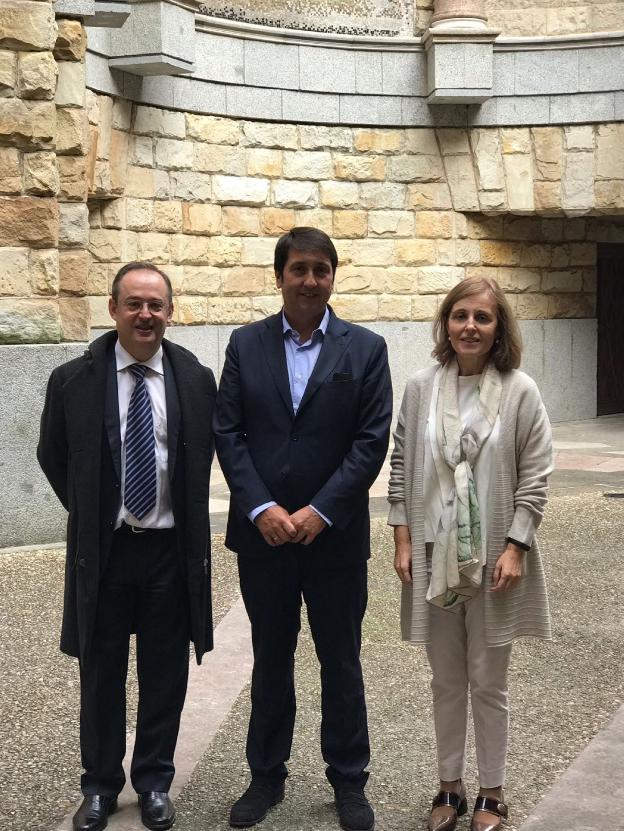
(0, 0, 622, 346)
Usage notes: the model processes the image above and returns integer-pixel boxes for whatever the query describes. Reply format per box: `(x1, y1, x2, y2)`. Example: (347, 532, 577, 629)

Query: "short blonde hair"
(432, 276, 522, 371)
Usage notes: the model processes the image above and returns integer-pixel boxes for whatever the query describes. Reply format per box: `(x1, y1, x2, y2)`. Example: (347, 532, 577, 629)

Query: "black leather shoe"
(138, 791, 176, 830)
(72, 795, 118, 831)
(334, 786, 375, 831)
(229, 781, 285, 828)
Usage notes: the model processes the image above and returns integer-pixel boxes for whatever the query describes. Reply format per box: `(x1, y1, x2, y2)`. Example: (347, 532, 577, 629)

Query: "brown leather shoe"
(428, 787, 467, 831)
(470, 795, 508, 831)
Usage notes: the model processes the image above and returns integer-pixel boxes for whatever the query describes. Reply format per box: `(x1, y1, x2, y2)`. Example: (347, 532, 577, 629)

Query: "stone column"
(431, 0, 488, 29)
(424, 0, 498, 103)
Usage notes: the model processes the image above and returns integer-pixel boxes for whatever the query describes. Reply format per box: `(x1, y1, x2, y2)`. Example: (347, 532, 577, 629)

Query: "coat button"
(291, 436, 298, 442)
(78, 558, 86, 567)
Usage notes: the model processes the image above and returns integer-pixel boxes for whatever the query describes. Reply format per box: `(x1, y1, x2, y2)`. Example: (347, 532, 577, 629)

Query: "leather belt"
(117, 521, 175, 536)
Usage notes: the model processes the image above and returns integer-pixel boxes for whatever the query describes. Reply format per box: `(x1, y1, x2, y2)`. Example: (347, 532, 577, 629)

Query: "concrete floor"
(1, 416, 623, 831)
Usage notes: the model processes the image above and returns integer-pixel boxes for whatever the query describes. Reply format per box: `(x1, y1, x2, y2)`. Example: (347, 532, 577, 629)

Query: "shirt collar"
(115, 340, 164, 376)
(282, 307, 330, 342)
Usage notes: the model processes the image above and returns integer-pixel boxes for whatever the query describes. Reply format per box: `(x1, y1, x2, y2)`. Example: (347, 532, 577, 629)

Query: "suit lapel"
(163, 349, 181, 479)
(296, 311, 350, 416)
(259, 314, 294, 418)
(104, 346, 121, 482)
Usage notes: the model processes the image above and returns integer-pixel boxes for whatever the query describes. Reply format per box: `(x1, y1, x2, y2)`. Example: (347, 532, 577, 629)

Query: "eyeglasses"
(122, 299, 169, 314)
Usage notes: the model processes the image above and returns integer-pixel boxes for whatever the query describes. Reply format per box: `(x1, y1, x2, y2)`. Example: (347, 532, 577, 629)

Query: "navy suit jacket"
(214, 308, 392, 568)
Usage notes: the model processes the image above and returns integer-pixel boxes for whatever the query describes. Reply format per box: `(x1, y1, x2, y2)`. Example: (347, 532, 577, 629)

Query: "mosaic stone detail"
(197, 1, 417, 37)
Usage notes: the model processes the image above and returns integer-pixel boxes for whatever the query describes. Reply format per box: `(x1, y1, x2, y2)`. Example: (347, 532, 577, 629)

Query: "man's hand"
(256, 505, 297, 547)
(490, 543, 525, 592)
(290, 507, 326, 545)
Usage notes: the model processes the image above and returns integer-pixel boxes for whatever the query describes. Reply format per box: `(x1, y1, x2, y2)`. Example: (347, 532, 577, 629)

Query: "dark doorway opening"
(597, 244, 624, 415)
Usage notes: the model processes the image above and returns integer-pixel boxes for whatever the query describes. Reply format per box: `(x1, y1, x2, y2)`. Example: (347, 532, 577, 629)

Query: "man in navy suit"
(214, 228, 392, 831)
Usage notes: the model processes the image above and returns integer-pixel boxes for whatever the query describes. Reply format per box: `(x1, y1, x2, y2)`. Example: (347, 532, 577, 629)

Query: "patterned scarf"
(427, 359, 502, 609)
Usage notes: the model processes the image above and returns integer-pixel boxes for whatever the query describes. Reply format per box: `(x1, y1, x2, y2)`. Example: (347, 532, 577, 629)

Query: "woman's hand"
(393, 525, 412, 584)
(490, 543, 525, 592)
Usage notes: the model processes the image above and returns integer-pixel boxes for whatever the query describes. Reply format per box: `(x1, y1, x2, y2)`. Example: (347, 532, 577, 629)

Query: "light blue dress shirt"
(249, 309, 332, 527)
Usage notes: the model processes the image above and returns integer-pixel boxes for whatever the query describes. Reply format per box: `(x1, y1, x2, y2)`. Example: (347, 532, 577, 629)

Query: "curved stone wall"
(86, 18, 624, 130)
(80, 93, 610, 336)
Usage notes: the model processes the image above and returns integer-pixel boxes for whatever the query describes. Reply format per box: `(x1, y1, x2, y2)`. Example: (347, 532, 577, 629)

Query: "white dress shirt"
(115, 341, 174, 529)
(249, 308, 332, 527)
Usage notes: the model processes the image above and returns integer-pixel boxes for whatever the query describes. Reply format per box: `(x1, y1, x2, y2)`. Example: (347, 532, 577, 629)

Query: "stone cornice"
(496, 31, 624, 51)
(196, 13, 624, 53)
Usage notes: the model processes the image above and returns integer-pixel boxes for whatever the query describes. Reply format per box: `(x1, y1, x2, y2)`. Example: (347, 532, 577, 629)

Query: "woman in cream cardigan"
(388, 276, 552, 831)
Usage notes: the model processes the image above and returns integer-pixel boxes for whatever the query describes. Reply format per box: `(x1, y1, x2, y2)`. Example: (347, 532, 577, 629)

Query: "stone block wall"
(0, 2, 90, 344)
(486, 1, 624, 37)
(82, 94, 613, 333)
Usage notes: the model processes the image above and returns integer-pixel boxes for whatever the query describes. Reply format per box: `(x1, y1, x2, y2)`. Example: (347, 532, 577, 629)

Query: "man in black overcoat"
(38, 262, 216, 831)
(214, 228, 392, 831)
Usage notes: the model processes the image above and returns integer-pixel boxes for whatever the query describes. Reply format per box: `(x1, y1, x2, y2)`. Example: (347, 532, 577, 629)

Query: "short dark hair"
(274, 227, 338, 278)
(432, 275, 523, 372)
(111, 262, 173, 305)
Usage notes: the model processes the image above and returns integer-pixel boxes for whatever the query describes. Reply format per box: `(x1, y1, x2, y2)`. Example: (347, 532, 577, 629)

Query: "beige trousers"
(425, 588, 512, 788)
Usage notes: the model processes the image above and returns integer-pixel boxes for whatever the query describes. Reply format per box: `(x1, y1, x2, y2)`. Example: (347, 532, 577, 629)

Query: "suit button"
(78, 558, 86, 567)
(291, 436, 298, 442)
(114, 483, 120, 489)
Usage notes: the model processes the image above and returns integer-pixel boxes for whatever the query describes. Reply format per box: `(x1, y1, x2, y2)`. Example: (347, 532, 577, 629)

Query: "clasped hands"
(393, 525, 525, 592)
(256, 504, 326, 548)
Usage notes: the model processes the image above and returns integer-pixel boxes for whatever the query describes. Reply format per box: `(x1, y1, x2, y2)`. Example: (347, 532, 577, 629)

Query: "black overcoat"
(37, 330, 216, 665)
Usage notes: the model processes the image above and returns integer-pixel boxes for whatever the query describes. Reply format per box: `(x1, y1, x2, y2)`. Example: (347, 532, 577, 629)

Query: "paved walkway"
(2, 416, 623, 831)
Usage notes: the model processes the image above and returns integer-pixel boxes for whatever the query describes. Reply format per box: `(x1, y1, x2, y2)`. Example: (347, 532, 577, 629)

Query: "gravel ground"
(1, 490, 622, 831)
(0, 535, 239, 831)
(173, 490, 624, 831)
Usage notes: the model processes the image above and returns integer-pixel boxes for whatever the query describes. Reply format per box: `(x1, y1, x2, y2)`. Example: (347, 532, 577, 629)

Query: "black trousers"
(238, 549, 370, 790)
(79, 527, 190, 796)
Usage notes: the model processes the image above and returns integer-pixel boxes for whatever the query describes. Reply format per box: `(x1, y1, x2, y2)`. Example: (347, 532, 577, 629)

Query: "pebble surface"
(1, 491, 622, 831)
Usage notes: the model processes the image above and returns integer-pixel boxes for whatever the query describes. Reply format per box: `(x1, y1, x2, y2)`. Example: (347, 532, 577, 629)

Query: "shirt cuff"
(248, 501, 277, 524)
(310, 505, 332, 527)
(507, 506, 538, 548)
(387, 501, 409, 526)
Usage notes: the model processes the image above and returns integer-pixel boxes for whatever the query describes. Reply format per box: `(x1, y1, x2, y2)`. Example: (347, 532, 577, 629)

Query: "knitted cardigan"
(388, 365, 553, 647)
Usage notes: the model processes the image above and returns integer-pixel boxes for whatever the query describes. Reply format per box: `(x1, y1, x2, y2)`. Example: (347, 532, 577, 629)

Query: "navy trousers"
(238, 548, 370, 790)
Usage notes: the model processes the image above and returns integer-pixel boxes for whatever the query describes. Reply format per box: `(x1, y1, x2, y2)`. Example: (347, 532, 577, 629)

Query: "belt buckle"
(130, 523, 147, 534)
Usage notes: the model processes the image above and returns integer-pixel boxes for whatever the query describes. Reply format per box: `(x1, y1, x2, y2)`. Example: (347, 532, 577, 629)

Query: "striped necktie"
(124, 363, 157, 520)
